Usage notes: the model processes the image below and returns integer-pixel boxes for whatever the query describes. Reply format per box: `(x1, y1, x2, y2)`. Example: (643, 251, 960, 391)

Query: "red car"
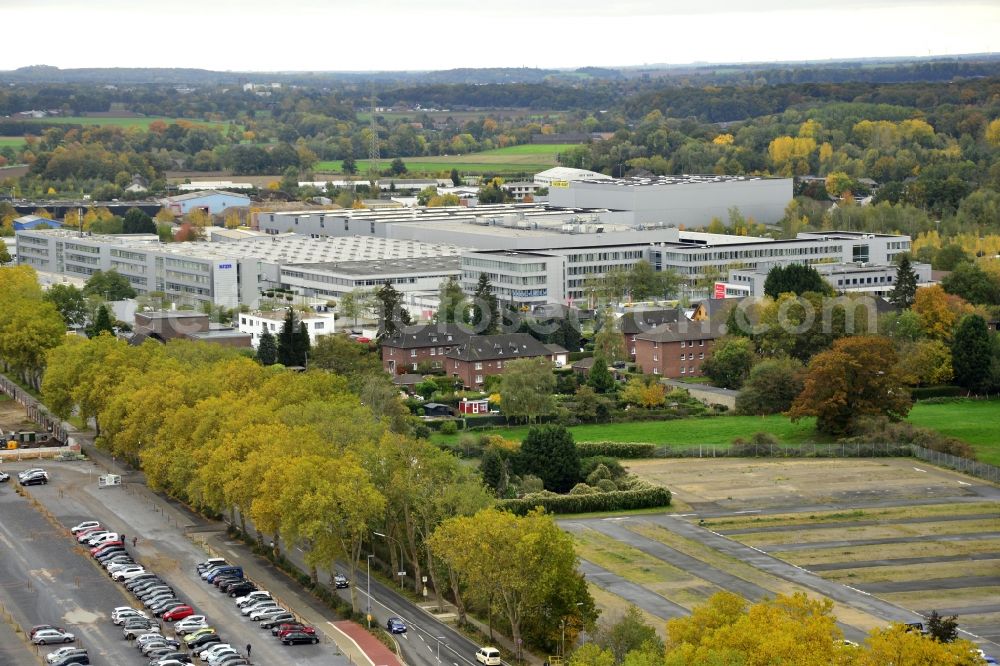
(162, 605, 194, 622)
(91, 541, 123, 556)
(277, 625, 315, 638)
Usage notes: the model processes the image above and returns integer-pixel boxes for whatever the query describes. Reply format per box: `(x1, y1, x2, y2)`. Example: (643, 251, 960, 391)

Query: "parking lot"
(0, 459, 352, 665)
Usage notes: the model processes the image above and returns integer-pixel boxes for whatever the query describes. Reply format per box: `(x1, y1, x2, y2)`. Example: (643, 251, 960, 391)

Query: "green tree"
(342, 155, 357, 175)
(450, 168, 461, 186)
(469, 272, 499, 334)
(122, 207, 155, 234)
(593, 310, 627, 363)
(925, 610, 959, 643)
(933, 244, 970, 271)
(942, 262, 1000, 305)
(309, 333, 382, 378)
(499, 356, 556, 423)
(389, 157, 407, 176)
(951, 315, 993, 393)
(86, 304, 114, 338)
(627, 260, 678, 301)
(789, 336, 912, 435)
(44, 283, 88, 328)
(735, 357, 805, 415)
(297, 322, 312, 366)
(0, 238, 10, 265)
(276, 309, 303, 366)
(375, 283, 411, 340)
(436, 278, 468, 324)
(257, 326, 277, 366)
(480, 445, 511, 496)
(83, 269, 137, 301)
(595, 604, 664, 665)
(518, 425, 580, 493)
(763, 263, 832, 298)
(701, 336, 754, 389)
(890, 254, 919, 308)
(587, 353, 616, 394)
(338, 289, 369, 329)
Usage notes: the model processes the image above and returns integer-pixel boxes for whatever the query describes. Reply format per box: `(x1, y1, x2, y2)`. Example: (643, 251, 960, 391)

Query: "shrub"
(439, 420, 458, 435)
(580, 455, 627, 480)
(845, 416, 976, 459)
(595, 478, 618, 493)
(520, 474, 545, 494)
(498, 481, 671, 515)
(911, 385, 963, 400)
(730, 432, 782, 456)
(586, 463, 613, 485)
(577, 441, 657, 458)
(570, 482, 598, 495)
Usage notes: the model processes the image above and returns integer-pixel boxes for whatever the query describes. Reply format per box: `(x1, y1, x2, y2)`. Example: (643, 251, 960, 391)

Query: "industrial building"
(546, 174, 792, 227)
(237, 309, 338, 349)
(159, 190, 251, 216)
(723, 258, 932, 298)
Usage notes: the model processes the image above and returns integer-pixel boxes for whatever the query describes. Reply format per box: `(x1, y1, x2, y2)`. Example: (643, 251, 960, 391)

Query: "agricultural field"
(314, 143, 577, 175)
(434, 399, 1000, 464)
(571, 457, 1000, 649)
(0, 136, 26, 150)
(19, 115, 229, 129)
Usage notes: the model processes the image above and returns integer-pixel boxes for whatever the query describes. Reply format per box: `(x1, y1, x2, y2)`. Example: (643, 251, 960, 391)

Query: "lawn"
(907, 399, 1000, 465)
(0, 136, 25, 149)
(314, 144, 576, 176)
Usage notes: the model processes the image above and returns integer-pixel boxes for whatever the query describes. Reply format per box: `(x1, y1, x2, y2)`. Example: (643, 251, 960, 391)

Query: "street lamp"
(373, 531, 405, 590)
(366, 553, 374, 628)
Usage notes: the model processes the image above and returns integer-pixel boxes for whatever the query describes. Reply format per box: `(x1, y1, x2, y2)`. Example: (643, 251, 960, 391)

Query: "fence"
(911, 445, 1000, 484)
(0, 373, 69, 445)
(651, 441, 911, 458)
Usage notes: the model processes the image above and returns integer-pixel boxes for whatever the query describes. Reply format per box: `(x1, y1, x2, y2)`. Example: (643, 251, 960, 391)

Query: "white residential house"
(238, 309, 337, 349)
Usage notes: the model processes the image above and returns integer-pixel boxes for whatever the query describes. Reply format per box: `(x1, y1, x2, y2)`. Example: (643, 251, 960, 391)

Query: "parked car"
(187, 633, 222, 650)
(260, 613, 295, 629)
(123, 621, 157, 640)
(112, 607, 148, 624)
(386, 617, 406, 634)
(241, 600, 278, 616)
(51, 653, 89, 666)
(195, 558, 226, 574)
(333, 573, 349, 588)
(17, 468, 46, 480)
(30, 625, 67, 637)
(70, 521, 101, 534)
(20, 471, 49, 485)
(281, 630, 320, 645)
(162, 605, 195, 622)
(249, 606, 287, 622)
(153, 600, 187, 617)
(0, 471, 9, 482)
(198, 643, 235, 661)
(172, 616, 207, 635)
(46, 647, 86, 664)
(476, 647, 502, 665)
(135, 633, 166, 650)
(151, 653, 192, 665)
(226, 582, 256, 598)
(235, 591, 270, 607)
(212, 656, 249, 666)
(274, 623, 315, 637)
(33, 628, 76, 644)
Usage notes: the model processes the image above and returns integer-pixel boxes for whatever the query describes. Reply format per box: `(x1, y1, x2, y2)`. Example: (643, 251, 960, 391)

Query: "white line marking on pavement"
(913, 467, 926, 473)
(419, 634, 425, 641)
(733, 510, 761, 514)
(427, 645, 434, 653)
(957, 481, 971, 486)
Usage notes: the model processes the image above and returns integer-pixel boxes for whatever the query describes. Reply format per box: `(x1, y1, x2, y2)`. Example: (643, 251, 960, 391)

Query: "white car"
(235, 591, 270, 607)
(32, 628, 75, 645)
(174, 616, 208, 634)
(249, 606, 287, 622)
(476, 647, 502, 666)
(207, 649, 240, 666)
(115, 567, 148, 581)
(45, 646, 84, 663)
(135, 632, 164, 648)
(18, 468, 46, 479)
(71, 520, 101, 534)
(241, 600, 278, 616)
(113, 609, 148, 625)
(200, 644, 235, 662)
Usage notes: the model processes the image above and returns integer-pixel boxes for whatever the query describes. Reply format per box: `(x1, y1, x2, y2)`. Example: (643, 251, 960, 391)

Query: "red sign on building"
(713, 282, 727, 299)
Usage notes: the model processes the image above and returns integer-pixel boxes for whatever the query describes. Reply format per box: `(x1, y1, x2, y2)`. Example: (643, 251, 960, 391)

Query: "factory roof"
(574, 174, 784, 187)
(287, 256, 461, 277)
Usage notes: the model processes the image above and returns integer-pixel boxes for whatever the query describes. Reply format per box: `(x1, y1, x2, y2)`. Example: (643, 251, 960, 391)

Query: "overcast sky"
(1, 0, 997, 71)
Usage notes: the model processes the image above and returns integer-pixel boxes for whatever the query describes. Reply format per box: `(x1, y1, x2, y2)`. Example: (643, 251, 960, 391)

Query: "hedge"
(497, 485, 671, 515)
(577, 441, 657, 458)
(911, 385, 963, 400)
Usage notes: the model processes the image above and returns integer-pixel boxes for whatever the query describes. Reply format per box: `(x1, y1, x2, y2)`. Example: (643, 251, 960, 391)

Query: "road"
(1, 459, 350, 666)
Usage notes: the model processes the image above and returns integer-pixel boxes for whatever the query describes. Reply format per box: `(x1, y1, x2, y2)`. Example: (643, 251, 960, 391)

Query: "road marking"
(733, 510, 761, 514)
(419, 634, 425, 641)
(427, 645, 434, 653)
(957, 481, 971, 486)
(913, 467, 926, 473)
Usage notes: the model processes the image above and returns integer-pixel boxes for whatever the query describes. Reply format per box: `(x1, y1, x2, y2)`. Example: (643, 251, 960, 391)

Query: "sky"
(1, 0, 998, 72)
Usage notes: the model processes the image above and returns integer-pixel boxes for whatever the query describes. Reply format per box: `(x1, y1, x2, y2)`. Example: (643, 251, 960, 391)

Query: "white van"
(476, 647, 501, 665)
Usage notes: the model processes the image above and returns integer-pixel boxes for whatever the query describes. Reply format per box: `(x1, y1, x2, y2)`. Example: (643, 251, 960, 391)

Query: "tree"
(309, 334, 382, 378)
(450, 168, 461, 186)
(735, 357, 805, 415)
(469, 273, 500, 334)
(789, 336, 912, 436)
(83, 269, 137, 301)
(518, 425, 580, 493)
(0, 238, 10, 265)
(587, 353, 616, 394)
(257, 327, 277, 366)
(296, 322, 312, 366)
(498, 357, 556, 423)
(890, 254, 919, 308)
(429, 508, 595, 654)
(44, 283, 88, 328)
(389, 158, 407, 176)
(593, 310, 627, 364)
(436, 278, 468, 324)
(338, 289, 369, 329)
(276, 309, 305, 366)
(86, 304, 114, 338)
(863, 623, 980, 665)
(925, 610, 959, 643)
(480, 445, 511, 496)
(934, 244, 970, 271)
(342, 155, 357, 175)
(942, 262, 1000, 305)
(478, 177, 510, 204)
(620, 375, 666, 408)
(627, 260, 678, 301)
(952, 315, 993, 393)
(701, 336, 753, 389)
(375, 283, 411, 340)
(895, 339, 953, 386)
(595, 604, 664, 665)
(763, 263, 832, 298)
(912, 285, 971, 341)
(122, 207, 155, 234)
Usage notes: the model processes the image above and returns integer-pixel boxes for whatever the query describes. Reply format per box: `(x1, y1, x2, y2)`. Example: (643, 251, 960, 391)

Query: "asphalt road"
(2, 460, 348, 666)
(715, 512, 999, 536)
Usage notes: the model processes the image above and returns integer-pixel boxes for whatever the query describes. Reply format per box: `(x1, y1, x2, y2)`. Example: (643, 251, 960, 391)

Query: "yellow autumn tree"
(768, 136, 816, 175)
(224, 209, 241, 229)
(987, 118, 1000, 148)
(712, 134, 734, 146)
(912, 285, 972, 341)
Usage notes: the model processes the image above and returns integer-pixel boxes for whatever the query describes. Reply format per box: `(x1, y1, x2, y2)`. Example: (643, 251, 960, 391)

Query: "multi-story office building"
(723, 259, 932, 298)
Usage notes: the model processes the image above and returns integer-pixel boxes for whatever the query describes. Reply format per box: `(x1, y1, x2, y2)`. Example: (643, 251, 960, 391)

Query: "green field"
(315, 143, 576, 176)
(0, 137, 26, 149)
(433, 399, 1000, 464)
(21, 116, 228, 129)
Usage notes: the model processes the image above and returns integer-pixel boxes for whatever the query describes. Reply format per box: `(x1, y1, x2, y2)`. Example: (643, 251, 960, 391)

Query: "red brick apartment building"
(633, 321, 724, 378)
(446, 333, 554, 388)
(381, 324, 472, 374)
(619, 308, 683, 360)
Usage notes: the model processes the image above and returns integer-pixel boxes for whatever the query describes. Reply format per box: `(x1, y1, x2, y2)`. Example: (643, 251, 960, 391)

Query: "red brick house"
(619, 308, 683, 360)
(381, 323, 473, 374)
(446, 333, 554, 388)
(633, 321, 724, 378)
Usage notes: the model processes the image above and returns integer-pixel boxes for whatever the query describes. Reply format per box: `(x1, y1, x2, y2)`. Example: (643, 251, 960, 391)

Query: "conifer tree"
(890, 255, 918, 308)
(257, 326, 277, 366)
